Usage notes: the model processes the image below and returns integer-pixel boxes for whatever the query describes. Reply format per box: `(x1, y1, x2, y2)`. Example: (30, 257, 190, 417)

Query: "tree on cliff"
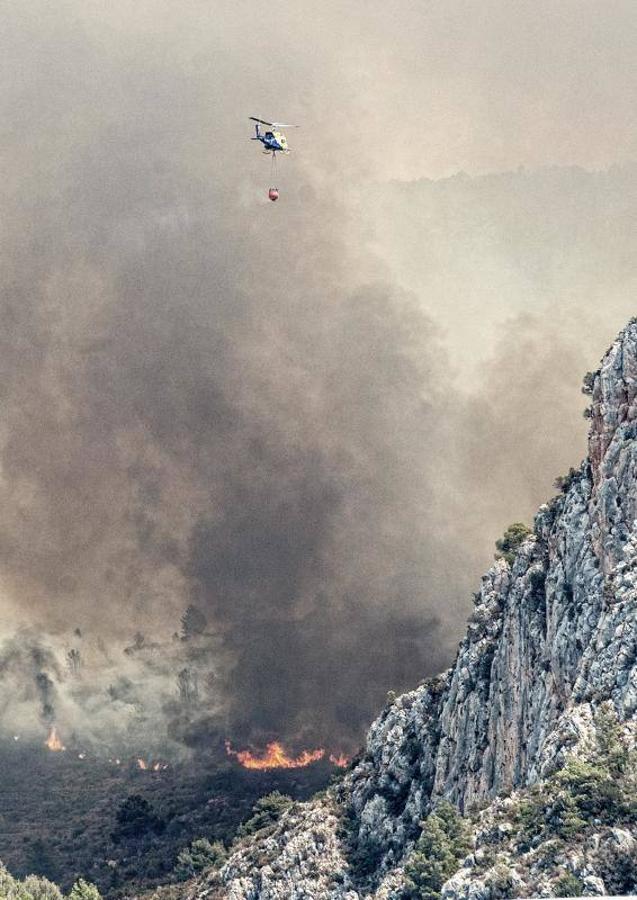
(180, 605, 207, 640)
(495, 522, 532, 565)
(403, 802, 471, 900)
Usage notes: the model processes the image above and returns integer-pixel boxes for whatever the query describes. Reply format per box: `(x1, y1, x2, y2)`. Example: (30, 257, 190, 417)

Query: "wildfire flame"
(225, 740, 325, 770)
(40, 736, 163, 769)
(137, 758, 168, 771)
(45, 726, 65, 752)
(329, 752, 349, 768)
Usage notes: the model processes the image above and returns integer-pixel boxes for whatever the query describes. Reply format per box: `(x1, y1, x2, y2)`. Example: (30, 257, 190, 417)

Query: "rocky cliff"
(188, 320, 637, 900)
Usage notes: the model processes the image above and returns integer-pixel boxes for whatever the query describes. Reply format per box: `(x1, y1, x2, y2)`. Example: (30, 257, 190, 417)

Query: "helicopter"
(249, 117, 299, 155)
(250, 117, 299, 201)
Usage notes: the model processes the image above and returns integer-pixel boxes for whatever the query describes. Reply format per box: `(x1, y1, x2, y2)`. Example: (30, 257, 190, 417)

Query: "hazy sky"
(0, 0, 636, 749)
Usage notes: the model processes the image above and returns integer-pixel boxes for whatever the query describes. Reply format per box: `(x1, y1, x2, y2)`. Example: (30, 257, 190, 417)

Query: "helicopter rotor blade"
(272, 123, 300, 128)
(249, 116, 275, 126)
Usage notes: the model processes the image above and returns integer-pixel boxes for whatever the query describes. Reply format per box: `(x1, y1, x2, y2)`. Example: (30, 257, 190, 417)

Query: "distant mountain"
(189, 320, 637, 898)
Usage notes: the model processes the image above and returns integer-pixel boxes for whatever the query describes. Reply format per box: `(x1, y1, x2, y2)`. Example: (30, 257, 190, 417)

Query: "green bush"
(22, 876, 63, 900)
(111, 794, 165, 842)
(0, 864, 30, 900)
(0, 865, 66, 900)
(0, 867, 101, 900)
(594, 702, 630, 777)
(596, 841, 637, 895)
(553, 467, 581, 494)
(180, 605, 207, 639)
(554, 757, 626, 822)
(486, 864, 519, 899)
(553, 872, 584, 897)
(581, 371, 596, 396)
(403, 802, 471, 900)
(174, 838, 226, 880)
(237, 792, 293, 837)
(67, 881, 102, 900)
(495, 523, 532, 566)
(338, 802, 385, 879)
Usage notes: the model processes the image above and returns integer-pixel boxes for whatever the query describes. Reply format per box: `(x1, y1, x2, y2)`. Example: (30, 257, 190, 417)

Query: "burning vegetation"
(45, 725, 65, 752)
(225, 740, 349, 770)
(225, 740, 324, 769)
(329, 752, 349, 768)
(137, 758, 169, 771)
(40, 725, 169, 772)
(41, 724, 348, 772)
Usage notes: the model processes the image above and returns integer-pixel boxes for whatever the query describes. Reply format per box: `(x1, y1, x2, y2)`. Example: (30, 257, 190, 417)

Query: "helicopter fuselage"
(252, 126, 290, 154)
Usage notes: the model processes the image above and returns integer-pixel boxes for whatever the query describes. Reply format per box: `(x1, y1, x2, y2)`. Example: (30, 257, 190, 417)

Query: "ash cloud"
(1, 0, 637, 754)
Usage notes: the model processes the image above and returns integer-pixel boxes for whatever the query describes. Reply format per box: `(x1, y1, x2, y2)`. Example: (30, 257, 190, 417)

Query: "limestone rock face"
(191, 320, 637, 899)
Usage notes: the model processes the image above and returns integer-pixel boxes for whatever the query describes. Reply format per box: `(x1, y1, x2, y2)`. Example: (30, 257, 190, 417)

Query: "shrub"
(581, 371, 596, 396)
(553, 467, 581, 494)
(111, 794, 165, 842)
(495, 524, 532, 566)
(545, 782, 588, 840)
(553, 872, 584, 897)
(180, 605, 207, 639)
(0, 865, 66, 900)
(486, 864, 519, 899)
(23, 838, 59, 885)
(0, 863, 28, 900)
(175, 838, 226, 880)
(237, 792, 293, 837)
(21, 876, 63, 900)
(347, 834, 384, 879)
(423, 675, 447, 698)
(555, 756, 627, 823)
(403, 802, 471, 900)
(596, 841, 637, 895)
(67, 881, 102, 900)
(594, 702, 630, 777)
(338, 802, 385, 879)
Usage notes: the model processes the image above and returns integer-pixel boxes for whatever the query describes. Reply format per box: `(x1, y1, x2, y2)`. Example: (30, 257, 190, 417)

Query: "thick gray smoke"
(0, 0, 464, 752)
(0, 0, 636, 755)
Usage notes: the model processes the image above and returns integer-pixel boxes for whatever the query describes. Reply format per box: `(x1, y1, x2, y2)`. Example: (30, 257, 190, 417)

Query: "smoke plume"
(0, 0, 636, 754)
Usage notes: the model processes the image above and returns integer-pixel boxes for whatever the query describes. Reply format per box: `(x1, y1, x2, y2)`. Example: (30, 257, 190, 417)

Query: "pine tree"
(67, 881, 102, 900)
(180, 605, 207, 639)
(403, 802, 471, 900)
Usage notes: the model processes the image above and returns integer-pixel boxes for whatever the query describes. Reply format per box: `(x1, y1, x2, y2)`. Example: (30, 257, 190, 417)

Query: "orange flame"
(329, 752, 349, 768)
(137, 758, 168, 771)
(45, 726, 65, 752)
(225, 740, 325, 770)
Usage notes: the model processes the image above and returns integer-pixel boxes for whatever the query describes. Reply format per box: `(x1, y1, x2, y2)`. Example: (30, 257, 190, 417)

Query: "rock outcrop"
(188, 320, 637, 900)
